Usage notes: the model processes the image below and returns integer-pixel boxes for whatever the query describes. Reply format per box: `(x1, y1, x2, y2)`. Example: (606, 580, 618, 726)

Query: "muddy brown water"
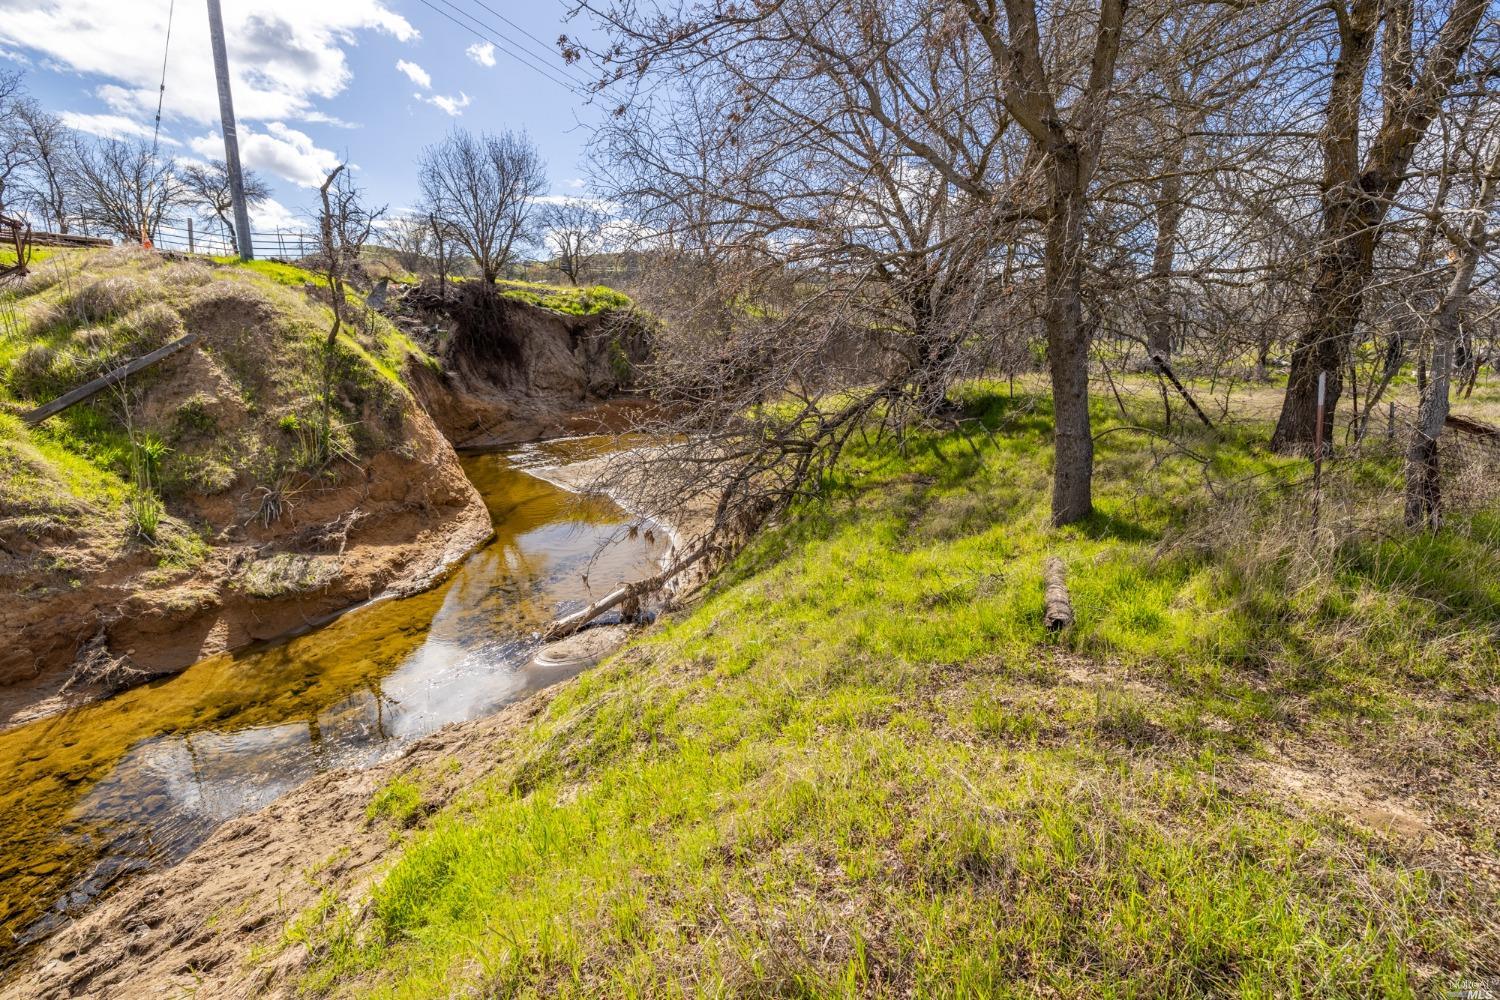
(0, 439, 663, 964)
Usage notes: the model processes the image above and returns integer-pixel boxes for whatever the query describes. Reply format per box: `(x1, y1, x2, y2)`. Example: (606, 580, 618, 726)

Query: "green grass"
(367, 776, 426, 828)
(297, 387, 1500, 998)
(496, 279, 634, 316)
(0, 245, 57, 268)
(0, 247, 441, 555)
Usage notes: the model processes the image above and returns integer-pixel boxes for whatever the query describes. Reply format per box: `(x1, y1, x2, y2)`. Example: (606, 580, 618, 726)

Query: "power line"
(465, 0, 564, 59)
(413, 0, 588, 94)
(442, 0, 592, 89)
(435, 0, 589, 90)
(150, 0, 176, 162)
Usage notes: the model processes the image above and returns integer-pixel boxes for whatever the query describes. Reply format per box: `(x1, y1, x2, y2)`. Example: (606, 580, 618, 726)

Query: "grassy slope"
(297, 385, 1499, 998)
(0, 249, 433, 533)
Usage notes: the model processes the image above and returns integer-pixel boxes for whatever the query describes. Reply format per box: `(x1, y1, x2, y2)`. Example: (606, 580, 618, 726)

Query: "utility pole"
(206, 0, 253, 260)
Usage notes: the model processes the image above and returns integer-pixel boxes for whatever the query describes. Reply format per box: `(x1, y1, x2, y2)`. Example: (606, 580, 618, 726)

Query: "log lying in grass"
(22, 333, 201, 426)
(1043, 556, 1075, 632)
(1445, 413, 1500, 440)
(541, 540, 710, 643)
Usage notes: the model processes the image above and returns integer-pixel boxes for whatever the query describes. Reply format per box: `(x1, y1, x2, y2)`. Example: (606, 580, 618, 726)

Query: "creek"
(0, 438, 662, 962)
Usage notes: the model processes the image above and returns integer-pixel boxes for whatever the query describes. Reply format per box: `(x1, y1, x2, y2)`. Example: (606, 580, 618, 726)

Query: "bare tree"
(1403, 121, 1500, 527)
(326, 167, 386, 268)
(180, 159, 272, 248)
(575, 0, 1136, 524)
(1269, 0, 1488, 452)
(69, 137, 184, 244)
(541, 199, 607, 285)
(417, 128, 546, 284)
(0, 71, 34, 219)
(383, 213, 438, 274)
(15, 99, 75, 233)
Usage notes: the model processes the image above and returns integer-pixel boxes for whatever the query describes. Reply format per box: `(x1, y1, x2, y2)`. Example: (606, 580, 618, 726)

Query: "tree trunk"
(1402, 141, 1499, 527)
(1145, 166, 1183, 360)
(1270, 196, 1373, 452)
(1271, 0, 1485, 452)
(1405, 330, 1452, 530)
(1045, 147, 1094, 525)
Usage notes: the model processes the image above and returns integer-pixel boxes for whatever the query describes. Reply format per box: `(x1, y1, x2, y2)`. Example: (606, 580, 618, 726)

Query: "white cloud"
(421, 92, 471, 117)
(0, 1, 417, 127)
(189, 121, 341, 189)
(395, 59, 431, 90)
(567, 177, 586, 190)
(535, 194, 617, 213)
(59, 111, 174, 143)
(248, 197, 303, 232)
(466, 42, 496, 67)
(302, 110, 359, 129)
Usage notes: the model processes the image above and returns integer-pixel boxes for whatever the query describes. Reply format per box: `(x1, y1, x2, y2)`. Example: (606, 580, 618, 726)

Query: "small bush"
(173, 394, 218, 436)
(10, 343, 58, 396)
(366, 776, 425, 828)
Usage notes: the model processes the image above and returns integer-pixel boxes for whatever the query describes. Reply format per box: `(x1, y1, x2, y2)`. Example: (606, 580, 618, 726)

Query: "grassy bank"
(0, 247, 432, 541)
(291, 384, 1500, 998)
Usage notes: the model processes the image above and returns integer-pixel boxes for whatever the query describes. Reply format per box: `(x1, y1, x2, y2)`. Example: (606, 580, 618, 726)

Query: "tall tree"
(15, 100, 74, 233)
(1270, 0, 1487, 452)
(541, 199, 607, 285)
(0, 71, 34, 219)
(417, 128, 546, 283)
(956, 0, 1129, 523)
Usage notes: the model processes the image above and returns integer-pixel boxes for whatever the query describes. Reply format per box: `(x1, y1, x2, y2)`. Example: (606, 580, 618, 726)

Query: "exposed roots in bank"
(59, 629, 148, 696)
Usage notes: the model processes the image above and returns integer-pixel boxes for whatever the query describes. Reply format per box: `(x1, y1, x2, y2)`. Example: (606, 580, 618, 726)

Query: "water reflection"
(0, 442, 662, 959)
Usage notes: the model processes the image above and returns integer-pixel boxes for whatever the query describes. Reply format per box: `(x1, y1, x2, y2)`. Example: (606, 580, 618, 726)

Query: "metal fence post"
(1312, 370, 1326, 530)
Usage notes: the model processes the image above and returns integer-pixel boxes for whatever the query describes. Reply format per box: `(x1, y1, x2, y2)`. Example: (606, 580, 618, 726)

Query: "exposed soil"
(0, 411, 492, 731)
(1, 264, 657, 732)
(393, 282, 654, 449)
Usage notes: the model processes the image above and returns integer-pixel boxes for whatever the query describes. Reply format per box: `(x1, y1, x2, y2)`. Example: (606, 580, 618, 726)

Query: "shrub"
(125, 487, 162, 541)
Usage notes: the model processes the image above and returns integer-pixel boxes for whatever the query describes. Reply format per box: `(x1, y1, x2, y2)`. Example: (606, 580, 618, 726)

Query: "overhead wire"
(143, 0, 177, 247)
(150, 0, 176, 162)
(412, 0, 591, 95)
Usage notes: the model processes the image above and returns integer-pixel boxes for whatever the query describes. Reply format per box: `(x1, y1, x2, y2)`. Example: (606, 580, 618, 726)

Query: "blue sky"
(0, 0, 602, 234)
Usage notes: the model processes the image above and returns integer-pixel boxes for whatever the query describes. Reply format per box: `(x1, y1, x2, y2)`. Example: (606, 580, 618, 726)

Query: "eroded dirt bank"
(0, 251, 496, 729)
(1, 257, 655, 731)
(392, 281, 654, 449)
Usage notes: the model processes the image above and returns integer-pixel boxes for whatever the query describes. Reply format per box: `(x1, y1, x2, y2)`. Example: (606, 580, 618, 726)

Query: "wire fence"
(152, 219, 322, 260)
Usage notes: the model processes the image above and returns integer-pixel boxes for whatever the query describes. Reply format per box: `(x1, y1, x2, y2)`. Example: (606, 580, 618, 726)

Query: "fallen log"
(1150, 354, 1215, 430)
(22, 332, 201, 426)
(1043, 556, 1074, 632)
(1445, 413, 1500, 440)
(541, 540, 710, 643)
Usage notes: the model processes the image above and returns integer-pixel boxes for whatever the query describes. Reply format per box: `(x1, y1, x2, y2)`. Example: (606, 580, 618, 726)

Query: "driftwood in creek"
(541, 540, 710, 642)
